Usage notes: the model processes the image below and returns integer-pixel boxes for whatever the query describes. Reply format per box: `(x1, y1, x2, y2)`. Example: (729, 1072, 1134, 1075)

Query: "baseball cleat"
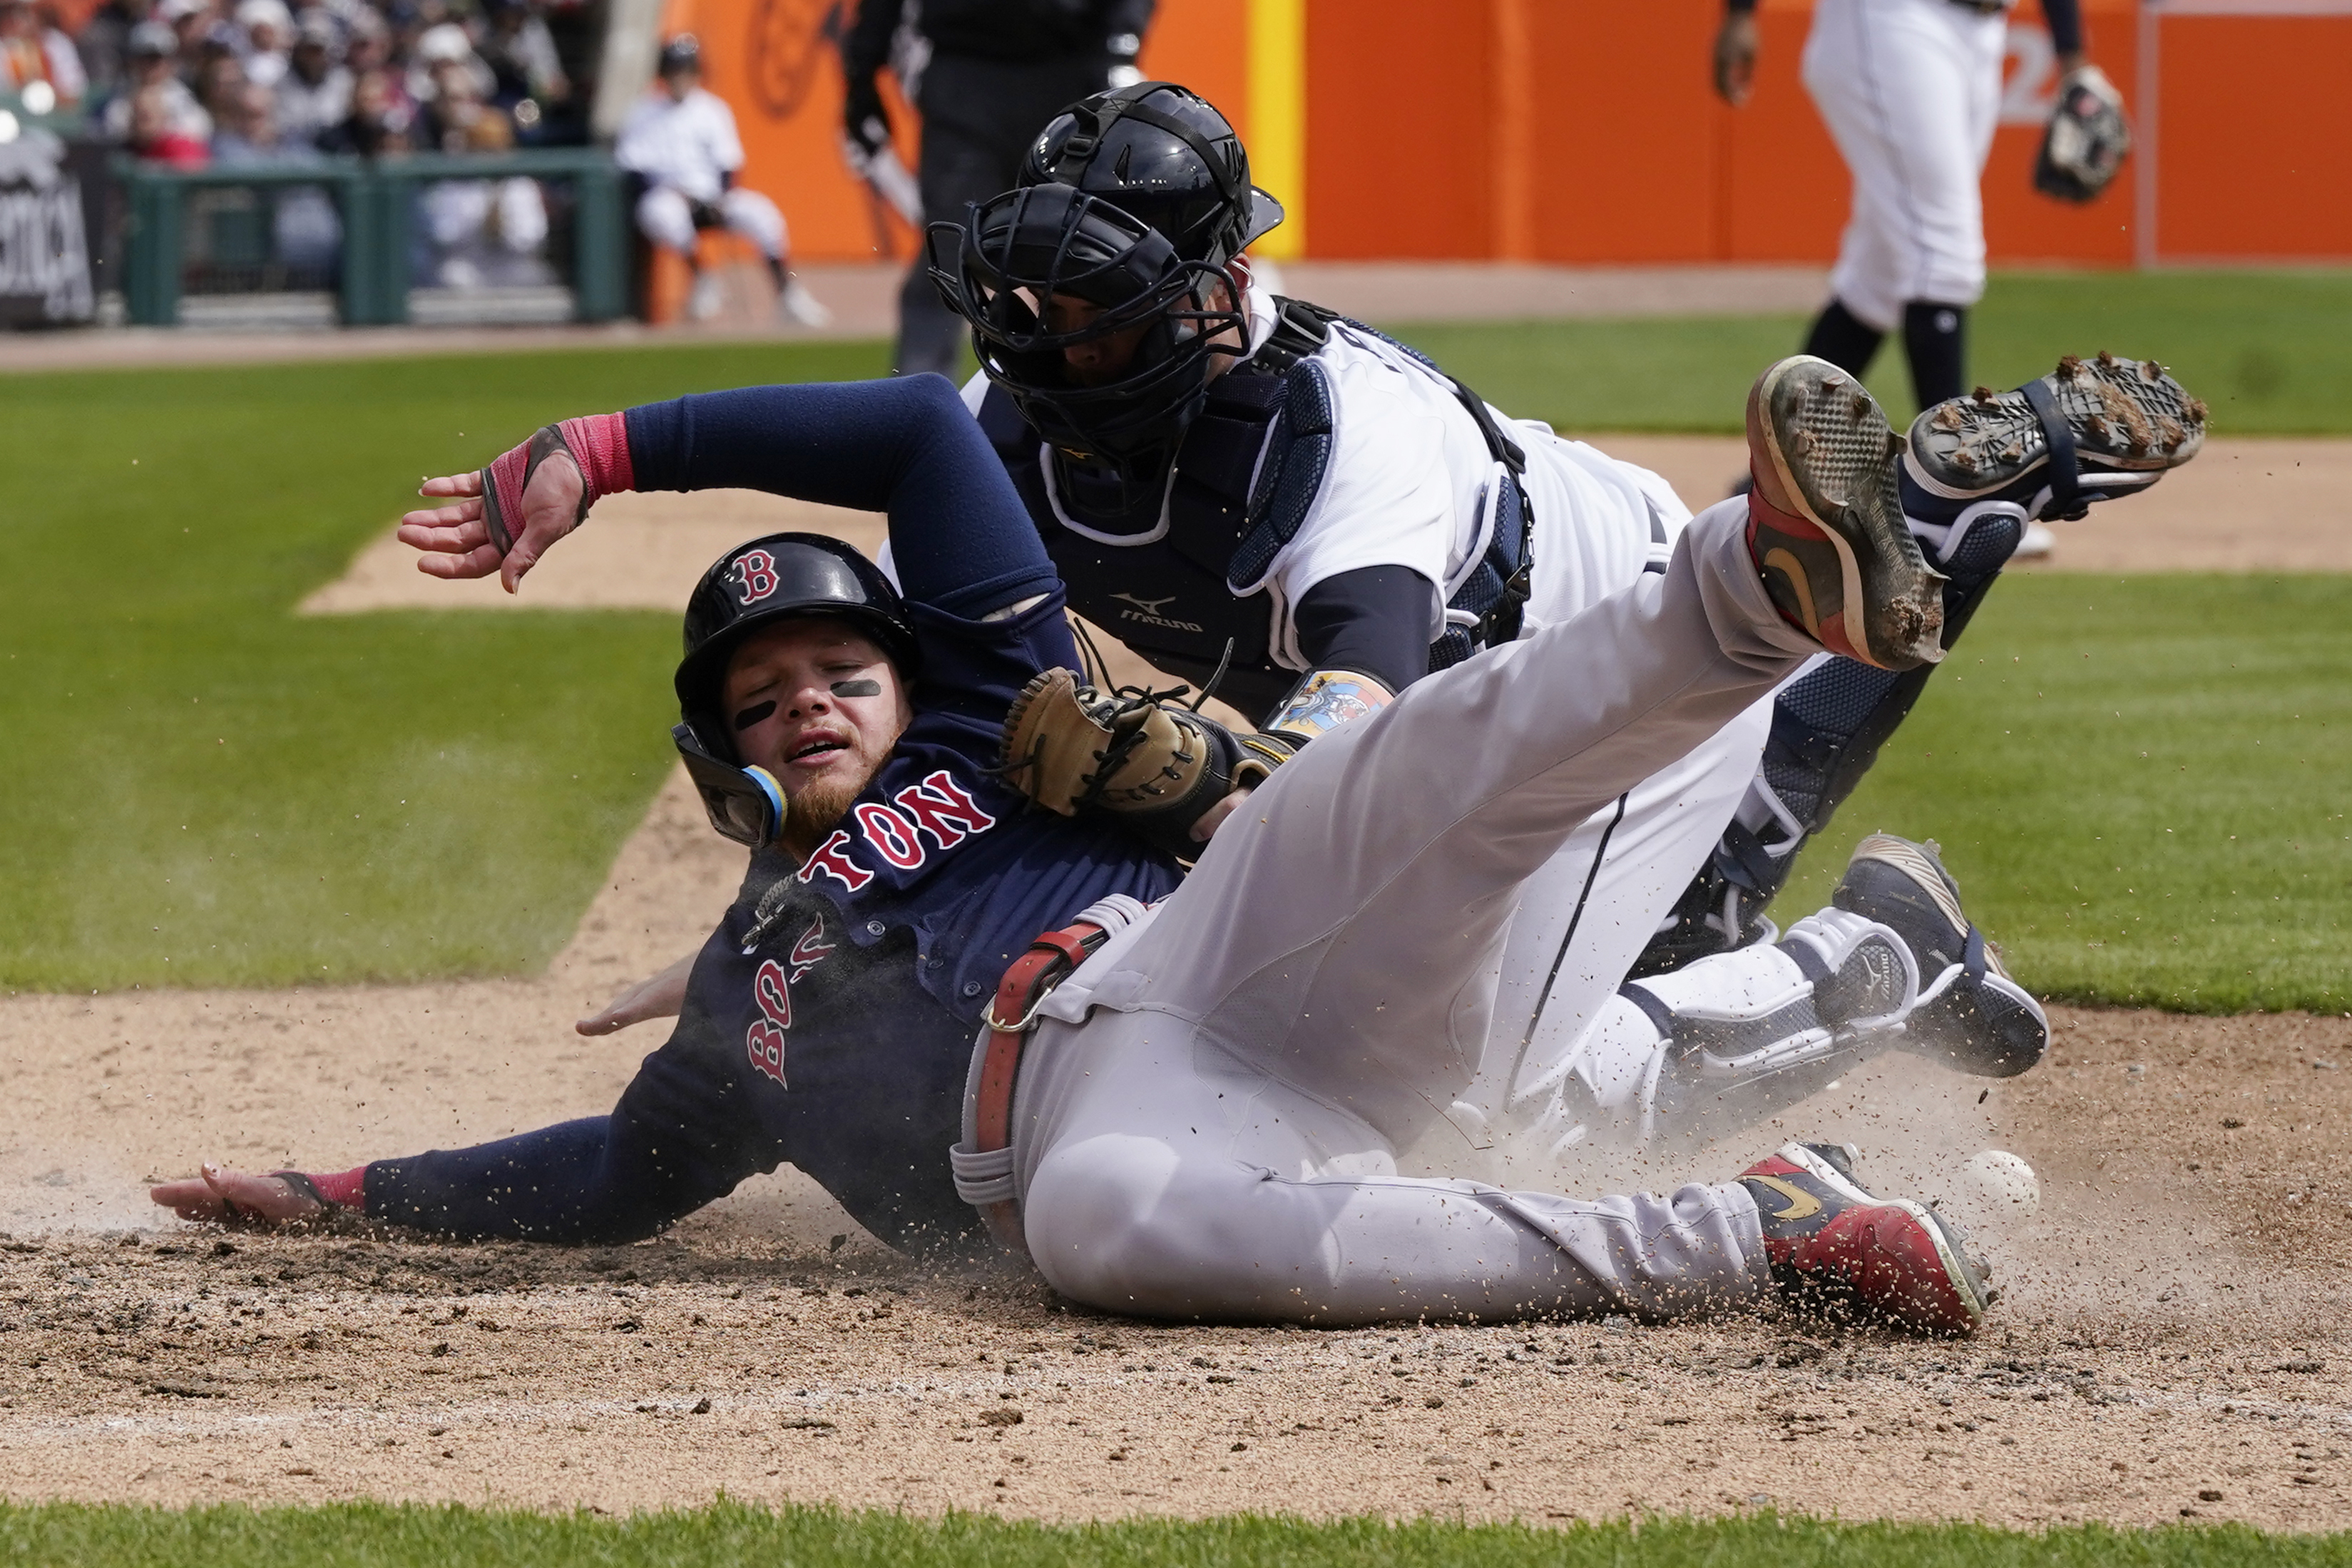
(1745, 356, 1945, 671)
(1832, 834, 2047, 1077)
(1740, 1141, 1992, 1336)
(1906, 352, 2207, 522)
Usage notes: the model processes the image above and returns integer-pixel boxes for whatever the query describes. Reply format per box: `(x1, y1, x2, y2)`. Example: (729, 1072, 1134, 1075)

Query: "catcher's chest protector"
(980, 362, 1319, 717)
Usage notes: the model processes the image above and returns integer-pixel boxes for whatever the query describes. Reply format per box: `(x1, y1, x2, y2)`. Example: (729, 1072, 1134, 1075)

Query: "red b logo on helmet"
(732, 549, 780, 605)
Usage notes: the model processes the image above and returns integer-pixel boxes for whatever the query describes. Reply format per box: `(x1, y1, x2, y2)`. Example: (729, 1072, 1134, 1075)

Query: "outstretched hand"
(150, 1164, 327, 1228)
(576, 953, 695, 1036)
(396, 446, 586, 594)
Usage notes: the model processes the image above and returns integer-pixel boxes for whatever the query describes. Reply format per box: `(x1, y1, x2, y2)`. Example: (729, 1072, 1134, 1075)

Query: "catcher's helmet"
(926, 83, 1282, 480)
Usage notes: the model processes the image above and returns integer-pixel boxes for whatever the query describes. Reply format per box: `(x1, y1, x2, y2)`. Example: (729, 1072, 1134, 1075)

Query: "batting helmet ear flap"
(674, 722, 786, 849)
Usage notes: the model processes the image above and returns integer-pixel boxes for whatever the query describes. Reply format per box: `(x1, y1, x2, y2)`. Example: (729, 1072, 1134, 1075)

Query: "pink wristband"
(478, 412, 635, 554)
(305, 1166, 366, 1209)
(556, 411, 635, 499)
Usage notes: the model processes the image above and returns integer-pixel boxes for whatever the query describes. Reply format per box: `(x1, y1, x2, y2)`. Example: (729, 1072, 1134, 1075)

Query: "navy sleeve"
(2042, 0, 2083, 58)
(623, 374, 1058, 619)
(362, 1030, 774, 1245)
(1292, 563, 1436, 700)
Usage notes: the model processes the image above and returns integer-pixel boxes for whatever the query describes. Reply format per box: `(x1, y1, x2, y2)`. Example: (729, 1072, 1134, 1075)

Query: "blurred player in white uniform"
(1714, 0, 2097, 428)
(616, 35, 829, 326)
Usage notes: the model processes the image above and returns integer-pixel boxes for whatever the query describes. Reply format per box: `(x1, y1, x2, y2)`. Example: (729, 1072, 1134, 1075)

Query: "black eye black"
(732, 700, 777, 732)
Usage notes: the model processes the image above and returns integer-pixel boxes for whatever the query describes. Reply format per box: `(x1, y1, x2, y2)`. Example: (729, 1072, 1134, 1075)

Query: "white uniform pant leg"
(720, 187, 787, 260)
(1458, 697, 1771, 1158)
(1018, 1013, 1766, 1323)
(1453, 437, 1770, 1152)
(1801, 0, 2008, 329)
(634, 185, 695, 254)
(1014, 498, 1812, 1322)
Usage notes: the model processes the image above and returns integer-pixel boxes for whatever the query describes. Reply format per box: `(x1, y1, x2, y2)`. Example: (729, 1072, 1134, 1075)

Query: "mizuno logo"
(1110, 592, 1205, 633)
(1747, 1172, 1823, 1221)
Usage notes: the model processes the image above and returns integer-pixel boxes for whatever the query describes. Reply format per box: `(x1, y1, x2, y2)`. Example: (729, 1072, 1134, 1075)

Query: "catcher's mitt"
(999, 670, 1296, 859)
(2034, 66, 2131, 204)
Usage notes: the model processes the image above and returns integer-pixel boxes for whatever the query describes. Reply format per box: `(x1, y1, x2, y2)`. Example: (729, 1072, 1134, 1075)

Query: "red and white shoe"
(1739, 1141, 1992, 1336)
(1746, 356, 1945, 671)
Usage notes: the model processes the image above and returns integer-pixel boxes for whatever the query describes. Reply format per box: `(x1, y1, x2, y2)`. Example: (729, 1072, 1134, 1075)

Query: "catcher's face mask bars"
(673, 723, 785, 850)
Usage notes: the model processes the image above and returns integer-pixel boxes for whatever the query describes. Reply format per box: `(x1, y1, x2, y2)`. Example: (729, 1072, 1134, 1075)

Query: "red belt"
(964, 920, 1107, 1252)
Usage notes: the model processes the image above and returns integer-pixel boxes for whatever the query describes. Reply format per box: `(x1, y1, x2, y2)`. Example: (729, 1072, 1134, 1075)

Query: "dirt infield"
(2, 762, 2348, 1527)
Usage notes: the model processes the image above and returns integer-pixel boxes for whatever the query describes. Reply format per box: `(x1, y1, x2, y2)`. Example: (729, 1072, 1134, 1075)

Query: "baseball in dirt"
(1963, 1149, 2041, 1219)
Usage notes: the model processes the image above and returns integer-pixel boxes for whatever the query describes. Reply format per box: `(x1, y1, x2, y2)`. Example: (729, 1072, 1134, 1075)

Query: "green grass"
(6, 272, 2346, 1005)
(0, 1502, 2346, 1567)
(1769, 575, 2351, 1015)
(0, 340, 886, 990)
(1381, 269, 2352, 432)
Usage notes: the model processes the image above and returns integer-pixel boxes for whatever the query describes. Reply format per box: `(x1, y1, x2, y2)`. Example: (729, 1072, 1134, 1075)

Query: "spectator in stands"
(615, 34, 829, 326)
(407, 18, 487, 111)
(235, 0, 290, 86)
(421, 108, 554, 288)
(477, 0, 564, 133)
(193, 46, 242, 120)
(75, 0, 153, 105)
(212, 75, 342, 272)
(1, 0, 88, 109)
(416, 44, 492, 151)
(316, 59, 409, 155)
(272, 10, 346, 145)
(103, 17, 208, 145)
(128, 78, 209, 161)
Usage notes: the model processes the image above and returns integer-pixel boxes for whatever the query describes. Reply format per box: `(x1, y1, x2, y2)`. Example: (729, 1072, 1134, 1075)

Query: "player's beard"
(778, 749, 886, 861)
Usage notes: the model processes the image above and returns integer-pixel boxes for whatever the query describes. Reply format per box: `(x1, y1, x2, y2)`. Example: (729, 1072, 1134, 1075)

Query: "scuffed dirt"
(4, 838, 2348, 1527)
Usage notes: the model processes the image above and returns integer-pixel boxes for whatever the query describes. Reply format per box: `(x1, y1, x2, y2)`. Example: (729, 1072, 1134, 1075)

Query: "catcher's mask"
(672, 532, 919, 849)
(926, 82, 1282, 483)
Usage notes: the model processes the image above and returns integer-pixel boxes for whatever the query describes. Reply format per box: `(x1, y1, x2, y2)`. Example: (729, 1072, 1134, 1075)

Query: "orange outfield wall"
(682, 0, 2352, 265)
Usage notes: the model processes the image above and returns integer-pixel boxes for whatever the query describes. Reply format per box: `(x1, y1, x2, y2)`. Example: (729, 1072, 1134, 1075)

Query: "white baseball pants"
(1470, 433, 1774, 1152)
(635, 185, 787, 262)
(1802, 0, 2008, 330)
(1010, 497, 1816, 1324)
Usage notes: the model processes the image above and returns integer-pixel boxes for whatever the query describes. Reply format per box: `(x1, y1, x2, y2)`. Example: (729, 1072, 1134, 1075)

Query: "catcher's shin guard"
(1739, 1142, 1992, 1336)
(1631, 501, 2024, 978)
(1616, 905, 1916, 1144)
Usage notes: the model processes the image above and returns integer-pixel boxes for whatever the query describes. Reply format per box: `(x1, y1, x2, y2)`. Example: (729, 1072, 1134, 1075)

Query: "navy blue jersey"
(363, 376, 1180, 1255)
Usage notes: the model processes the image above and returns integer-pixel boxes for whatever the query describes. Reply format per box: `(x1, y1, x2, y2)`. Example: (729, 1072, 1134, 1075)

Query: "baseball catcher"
(156, 357, 2166, 1334)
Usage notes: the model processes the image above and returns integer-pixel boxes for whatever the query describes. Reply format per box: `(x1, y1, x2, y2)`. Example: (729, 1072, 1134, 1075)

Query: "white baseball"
(1963, 1149, 2040, 1219)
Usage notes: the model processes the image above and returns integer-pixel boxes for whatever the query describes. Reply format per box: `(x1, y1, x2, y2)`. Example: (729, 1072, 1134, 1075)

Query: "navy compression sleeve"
(1292, 565, 1436, 698)
(623, 374, 1056, 619)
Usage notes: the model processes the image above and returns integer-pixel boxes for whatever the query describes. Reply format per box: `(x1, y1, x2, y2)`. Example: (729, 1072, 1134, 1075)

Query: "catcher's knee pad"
(1630, 508, 2025, 978)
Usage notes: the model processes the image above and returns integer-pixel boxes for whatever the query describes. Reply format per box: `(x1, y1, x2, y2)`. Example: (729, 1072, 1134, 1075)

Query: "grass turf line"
(1, 1502, 2346, 1568)
(1766, 575, 2350, 1015)
(1384, 269, 2352, 431)
(0, 341, 886, 991)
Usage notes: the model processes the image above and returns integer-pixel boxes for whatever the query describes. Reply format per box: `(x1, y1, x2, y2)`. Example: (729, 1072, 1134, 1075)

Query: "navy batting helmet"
(926, 83, 1281, 481)
(671, 534, 915, 847)
(658, 33, 700, 73)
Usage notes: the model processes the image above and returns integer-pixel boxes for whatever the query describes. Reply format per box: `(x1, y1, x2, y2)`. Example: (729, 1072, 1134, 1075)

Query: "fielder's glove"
(2034, 65, 2131, 204)
(999, 670, 1297, 860)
